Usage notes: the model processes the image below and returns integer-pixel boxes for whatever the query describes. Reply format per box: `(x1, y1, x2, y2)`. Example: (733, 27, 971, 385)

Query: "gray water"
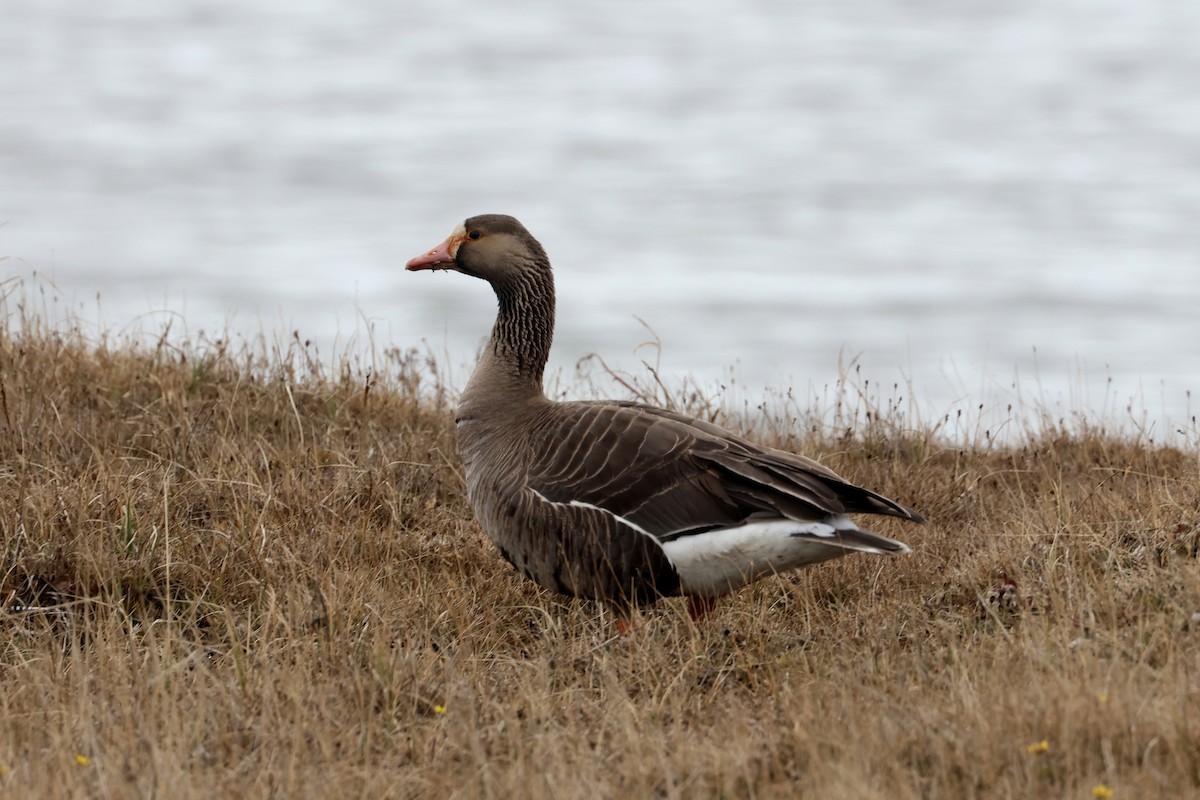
(4, 1, 1199, 437)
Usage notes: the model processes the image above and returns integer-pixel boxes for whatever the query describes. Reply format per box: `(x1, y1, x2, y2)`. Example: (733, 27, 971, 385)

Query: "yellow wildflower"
(1026, 739, 1049, 755)
(433, 704, 447, 715)
(1092, 786, 1113, 800)
(74, 754, 91, 766)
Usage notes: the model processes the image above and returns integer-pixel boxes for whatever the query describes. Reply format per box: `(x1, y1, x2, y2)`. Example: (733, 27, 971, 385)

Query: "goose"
(406, 214, 922, 624)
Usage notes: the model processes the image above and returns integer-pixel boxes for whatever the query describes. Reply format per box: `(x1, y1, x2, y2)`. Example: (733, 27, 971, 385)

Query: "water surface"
(3, 0, 1198, 437)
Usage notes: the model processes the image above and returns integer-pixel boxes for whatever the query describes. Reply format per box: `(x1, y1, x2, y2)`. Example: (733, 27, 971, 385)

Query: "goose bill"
(406, 232, 463, 271)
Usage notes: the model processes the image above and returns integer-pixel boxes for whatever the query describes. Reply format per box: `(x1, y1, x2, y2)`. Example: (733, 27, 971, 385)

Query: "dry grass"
(2, 288, 1199, 799)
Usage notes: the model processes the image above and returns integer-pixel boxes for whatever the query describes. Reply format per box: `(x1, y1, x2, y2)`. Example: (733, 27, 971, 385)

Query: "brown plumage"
(406, 214, 923, 618)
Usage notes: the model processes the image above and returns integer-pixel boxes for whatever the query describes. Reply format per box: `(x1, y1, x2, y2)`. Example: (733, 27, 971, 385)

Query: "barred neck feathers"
(490, 258, 555, 386)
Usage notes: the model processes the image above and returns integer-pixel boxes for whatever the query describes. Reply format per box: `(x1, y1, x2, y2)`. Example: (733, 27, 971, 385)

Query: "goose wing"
(525, 400, 922, 543)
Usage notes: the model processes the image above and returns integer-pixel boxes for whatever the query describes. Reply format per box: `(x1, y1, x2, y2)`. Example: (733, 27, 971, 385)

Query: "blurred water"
(3, 0, 1199, 436)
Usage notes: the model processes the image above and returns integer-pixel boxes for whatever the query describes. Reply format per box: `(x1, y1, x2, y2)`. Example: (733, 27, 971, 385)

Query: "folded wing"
(525, 400, 923, 544)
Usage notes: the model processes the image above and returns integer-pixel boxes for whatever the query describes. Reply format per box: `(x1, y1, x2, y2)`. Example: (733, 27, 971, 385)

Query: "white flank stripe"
(567, 499, 657, 538)
(527, 488, 664, 548)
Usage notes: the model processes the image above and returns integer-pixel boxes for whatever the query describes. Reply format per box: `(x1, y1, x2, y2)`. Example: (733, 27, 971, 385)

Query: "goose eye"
(467, 230, 481, 240)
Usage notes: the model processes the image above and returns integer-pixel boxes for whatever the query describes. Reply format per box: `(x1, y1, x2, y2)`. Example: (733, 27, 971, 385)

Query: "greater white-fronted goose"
(407, 214, 922, 621)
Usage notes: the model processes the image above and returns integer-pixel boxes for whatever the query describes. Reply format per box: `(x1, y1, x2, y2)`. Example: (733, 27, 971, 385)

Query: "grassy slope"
(1, 310, 1198, 799)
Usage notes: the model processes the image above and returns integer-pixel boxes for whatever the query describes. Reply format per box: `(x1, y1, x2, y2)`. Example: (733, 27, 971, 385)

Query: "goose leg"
(687, 595, 718, 621)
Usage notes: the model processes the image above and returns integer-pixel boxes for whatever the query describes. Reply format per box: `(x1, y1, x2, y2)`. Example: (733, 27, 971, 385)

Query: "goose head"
(406, 214, 549, 283)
